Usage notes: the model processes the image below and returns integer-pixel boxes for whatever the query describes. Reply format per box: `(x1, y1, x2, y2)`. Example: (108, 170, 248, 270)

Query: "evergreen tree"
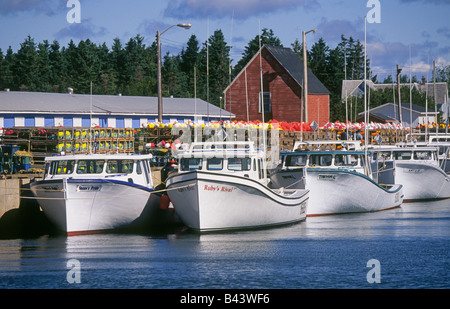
(198, 29, 231, 106)
(12, 35, 39, 91)
(309, 38, 329, 85)
(180, 34, 200, 97)
(0, 49, 5, 90)
(36, 40, 52, 92)
(233, 28, 282, 76)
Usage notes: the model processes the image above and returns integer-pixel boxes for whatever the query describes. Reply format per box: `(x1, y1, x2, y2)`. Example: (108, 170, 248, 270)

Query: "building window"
(259, 92, 271, 113)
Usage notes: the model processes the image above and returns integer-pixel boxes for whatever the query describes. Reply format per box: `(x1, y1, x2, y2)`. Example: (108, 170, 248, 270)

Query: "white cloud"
(0, 0, 63, 16)
(163, 0, 319, 20)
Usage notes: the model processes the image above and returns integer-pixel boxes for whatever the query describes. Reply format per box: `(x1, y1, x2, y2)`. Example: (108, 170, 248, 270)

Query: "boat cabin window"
(437, 146, 447, 156)
(136, 160, 143, 175)
(413, 151, 432, 160)
(228, 157, 251, 171)
(394, 151, 412, 160)
(76, 160, 105, 174)
(207, 158, 223, 170)
(335, 154, 359, 166)
(106, 159, 134, 174)
(180, 158, 203, 171)
(50, 160, 75, 175)
(309, 154, 332, 167)
(372, 151, 391, 161)
(285, 155, 307, 167)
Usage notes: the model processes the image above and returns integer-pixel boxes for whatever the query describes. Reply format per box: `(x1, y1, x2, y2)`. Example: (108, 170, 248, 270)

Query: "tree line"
(0, 30, 448, 122)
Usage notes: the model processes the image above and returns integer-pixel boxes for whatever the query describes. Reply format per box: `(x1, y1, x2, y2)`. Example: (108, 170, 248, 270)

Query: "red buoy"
(159, 194, 170, 210)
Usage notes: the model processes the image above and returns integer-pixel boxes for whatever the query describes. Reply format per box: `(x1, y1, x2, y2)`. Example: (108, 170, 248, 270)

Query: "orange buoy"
(159, 194, 170, 210)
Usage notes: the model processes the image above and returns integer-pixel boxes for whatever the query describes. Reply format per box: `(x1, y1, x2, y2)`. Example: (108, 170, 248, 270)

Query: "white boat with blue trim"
(30, 153, 174, 236)
(369, 145, 450, 201)
(270, 141, 404, 216)
(165, 142, 309, 232)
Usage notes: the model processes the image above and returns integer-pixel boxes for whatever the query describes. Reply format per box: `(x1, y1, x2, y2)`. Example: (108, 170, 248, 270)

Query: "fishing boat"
(369, 145, 450, 201)
(399, 133, 450, 173)
(270, 141, 403, 216)
(30, 153, 175, 236)
(165, 141, 309, 232)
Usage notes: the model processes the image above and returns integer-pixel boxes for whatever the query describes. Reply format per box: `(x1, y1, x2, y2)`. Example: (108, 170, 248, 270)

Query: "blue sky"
(0, 0, 449, 81)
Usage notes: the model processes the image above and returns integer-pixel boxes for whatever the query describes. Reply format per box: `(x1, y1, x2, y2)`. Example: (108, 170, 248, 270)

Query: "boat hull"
(30, 178, 165, 235)
(271, 168, 403, 216)
(166, 171, 308, 231)
(394, 162, 450, 201)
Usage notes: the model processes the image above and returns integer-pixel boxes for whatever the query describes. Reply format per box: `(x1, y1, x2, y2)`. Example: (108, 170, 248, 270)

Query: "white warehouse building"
(0, 90, 234, 129)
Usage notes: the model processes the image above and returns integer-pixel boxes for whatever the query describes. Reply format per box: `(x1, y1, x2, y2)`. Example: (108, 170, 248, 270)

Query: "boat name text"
(318, 174, 336, 181)
(204, 184, 235, 192)
(77, 185, 102, 192)
(405, 169, 424, 174)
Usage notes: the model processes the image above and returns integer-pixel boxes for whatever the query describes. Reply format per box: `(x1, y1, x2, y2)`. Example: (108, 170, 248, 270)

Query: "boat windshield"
(413, 151, 432, 160)
(285, 155, 307, 167)
(76, 160, 105, 174)
(309, 154, 333, 167)
(180, 158, 203, 171)
(228, 157, 252, 171)
(372, 151, 391, 161)
(394, 151, 412, 160)
(106, 159, 134, 174)
(50, 160, 75, 175)
(207, 158, 223, 170)
(335, 154, 359, 166)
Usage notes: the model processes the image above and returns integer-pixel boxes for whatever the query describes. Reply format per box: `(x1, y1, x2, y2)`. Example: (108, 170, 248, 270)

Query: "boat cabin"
(42, 153, 154, 188)
(281, 150, 368, 173)
(175, 142, 268, 183)
(293, 140, 363, 152)
(370, 147, 439, 165)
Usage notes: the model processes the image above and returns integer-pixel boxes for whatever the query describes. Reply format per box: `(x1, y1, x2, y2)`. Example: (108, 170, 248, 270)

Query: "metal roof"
(224, 45, 330, 95)
(264, 45, 330, 95)
(0, 91, 234, 118)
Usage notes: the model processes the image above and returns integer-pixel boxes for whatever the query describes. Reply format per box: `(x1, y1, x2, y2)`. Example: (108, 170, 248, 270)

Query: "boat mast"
(259, 20, 267, 180)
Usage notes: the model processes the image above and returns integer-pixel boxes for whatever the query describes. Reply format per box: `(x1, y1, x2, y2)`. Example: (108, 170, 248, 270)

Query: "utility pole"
(433, 60, 438, 135)
(302, 29, 316, 123)
(397, 64, 402, 124)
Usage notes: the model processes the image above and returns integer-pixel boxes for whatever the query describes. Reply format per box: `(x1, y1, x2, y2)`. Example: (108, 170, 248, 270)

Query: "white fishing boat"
(369, 146, 450, 201)
(165, 142, 309, 232)
(399, 133, 450, 173)
(30, 153, 175, 236)
(270, 141, 403, 216)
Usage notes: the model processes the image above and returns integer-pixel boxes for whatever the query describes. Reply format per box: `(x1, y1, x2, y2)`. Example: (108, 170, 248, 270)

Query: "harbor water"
(0, 199, 448, 291)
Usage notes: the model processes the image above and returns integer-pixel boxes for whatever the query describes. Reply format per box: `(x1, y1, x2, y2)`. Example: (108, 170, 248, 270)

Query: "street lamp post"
(302, 28, 316, 123)
(157, 23, 191, 123)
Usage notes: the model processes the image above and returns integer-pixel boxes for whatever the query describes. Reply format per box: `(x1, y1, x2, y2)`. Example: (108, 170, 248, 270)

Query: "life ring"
(159, 194, 170, 210)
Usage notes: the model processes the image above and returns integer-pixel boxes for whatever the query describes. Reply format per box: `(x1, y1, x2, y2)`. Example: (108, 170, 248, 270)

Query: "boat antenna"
(409, 45, 413, 137)
(433, 60, 438, 137)
(90, 81, 93, 154)
(207, 16, 210, 122)
(229, 11, 234, 118)
(364, 16, 370, 176)
(259, 20, 267, 179)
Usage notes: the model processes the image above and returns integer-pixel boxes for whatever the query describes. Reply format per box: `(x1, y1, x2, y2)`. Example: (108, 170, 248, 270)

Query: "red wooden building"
(223, 45, 330, 125)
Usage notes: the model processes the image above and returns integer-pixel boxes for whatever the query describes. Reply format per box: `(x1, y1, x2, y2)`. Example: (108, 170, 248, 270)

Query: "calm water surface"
(0, 199, 448, 289)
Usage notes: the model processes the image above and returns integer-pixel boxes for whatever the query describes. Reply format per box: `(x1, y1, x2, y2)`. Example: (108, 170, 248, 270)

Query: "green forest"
(0, 29, 448, 122)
